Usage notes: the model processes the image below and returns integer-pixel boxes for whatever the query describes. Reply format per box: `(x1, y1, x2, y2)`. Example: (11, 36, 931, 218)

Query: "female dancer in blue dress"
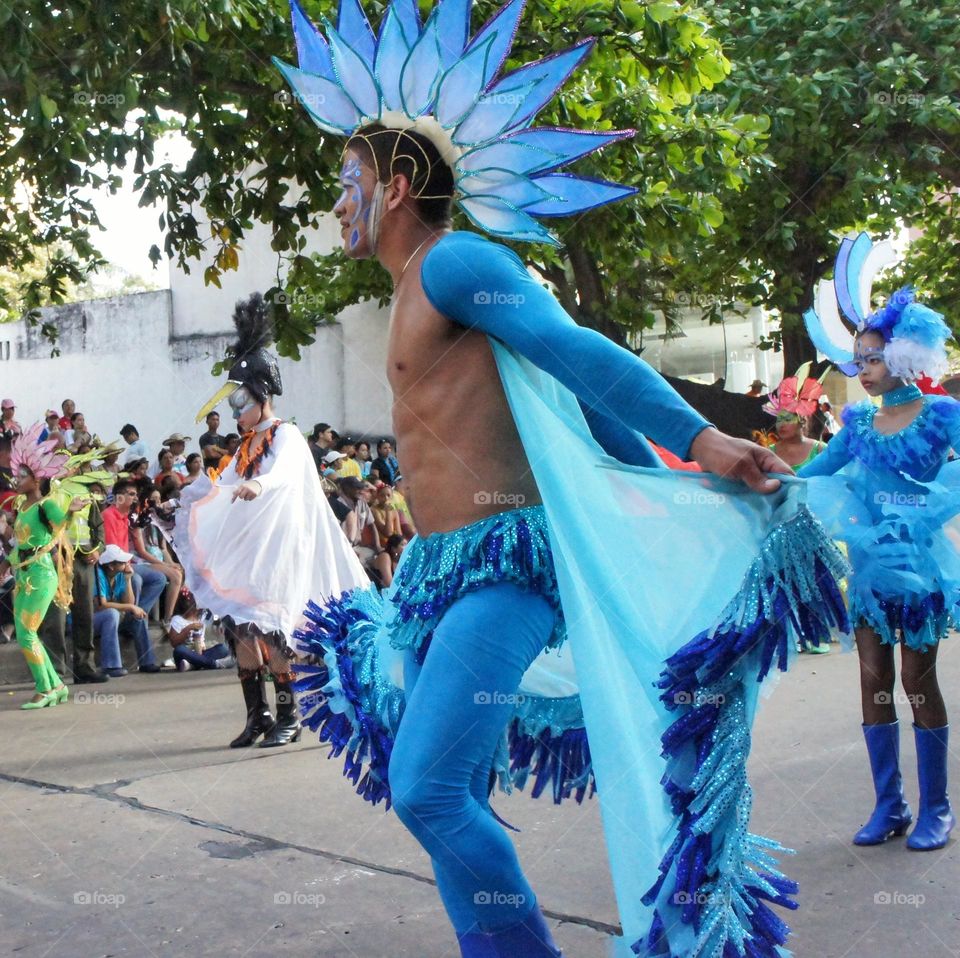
(801, 234, 959, 850)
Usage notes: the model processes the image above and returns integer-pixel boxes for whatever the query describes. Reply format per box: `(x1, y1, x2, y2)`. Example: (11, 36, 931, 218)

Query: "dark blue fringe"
(292, 593, 394, 809)
(638, 509, 849, 957)
(507, 720, 596, 805)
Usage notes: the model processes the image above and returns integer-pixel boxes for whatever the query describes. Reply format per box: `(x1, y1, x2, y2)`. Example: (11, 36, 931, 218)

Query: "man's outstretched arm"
(422, 233, 790, 492)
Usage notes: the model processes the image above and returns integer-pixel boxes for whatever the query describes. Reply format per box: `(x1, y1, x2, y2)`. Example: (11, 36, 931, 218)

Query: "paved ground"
(1, 642, 958, 958)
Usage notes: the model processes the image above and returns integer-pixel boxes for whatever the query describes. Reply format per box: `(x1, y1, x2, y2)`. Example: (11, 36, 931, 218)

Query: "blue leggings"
(389, 583, 556, 935)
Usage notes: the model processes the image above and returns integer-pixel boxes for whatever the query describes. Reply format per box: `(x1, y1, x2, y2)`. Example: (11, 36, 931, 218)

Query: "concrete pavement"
(0, 643, 958, 958)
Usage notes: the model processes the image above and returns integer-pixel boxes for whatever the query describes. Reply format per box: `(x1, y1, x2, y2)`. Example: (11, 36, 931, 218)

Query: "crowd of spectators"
(0, 399, 412, 683)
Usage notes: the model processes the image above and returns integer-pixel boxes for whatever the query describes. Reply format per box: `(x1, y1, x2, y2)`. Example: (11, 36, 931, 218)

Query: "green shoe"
(21, 691, 58, 710)
(54, 685, 69, 705)
(807, 642, 831, 654)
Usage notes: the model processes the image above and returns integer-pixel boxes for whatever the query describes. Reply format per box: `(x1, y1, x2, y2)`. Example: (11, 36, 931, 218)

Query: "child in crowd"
(167, 589, 234, 672)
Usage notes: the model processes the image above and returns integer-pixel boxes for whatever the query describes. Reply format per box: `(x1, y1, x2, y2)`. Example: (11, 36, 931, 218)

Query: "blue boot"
(458, 905, 562, 957)
(907, 724, 955, 851)
(853, 721, 912, 845)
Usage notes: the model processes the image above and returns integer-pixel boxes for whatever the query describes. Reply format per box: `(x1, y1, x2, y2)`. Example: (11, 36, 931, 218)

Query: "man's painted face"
(332, 151, 380, 260)
(229, 385, 262, 432)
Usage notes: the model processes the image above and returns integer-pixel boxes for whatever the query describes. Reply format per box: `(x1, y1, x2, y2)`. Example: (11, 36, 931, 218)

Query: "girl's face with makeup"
(854, 331, 899, 396)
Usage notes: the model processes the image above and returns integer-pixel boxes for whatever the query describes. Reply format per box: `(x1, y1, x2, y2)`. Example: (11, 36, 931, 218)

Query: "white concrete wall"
(0, 288, 391, 463)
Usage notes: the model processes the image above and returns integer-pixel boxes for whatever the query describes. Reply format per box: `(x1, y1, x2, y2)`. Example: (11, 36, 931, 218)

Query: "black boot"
(259, 678, 302, 748)
(229, 672, 274, 748)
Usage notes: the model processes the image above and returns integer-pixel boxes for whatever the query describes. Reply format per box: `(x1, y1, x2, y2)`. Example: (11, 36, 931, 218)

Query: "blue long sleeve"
(420, 232, 712, 460)
(797, 430, 853, 477)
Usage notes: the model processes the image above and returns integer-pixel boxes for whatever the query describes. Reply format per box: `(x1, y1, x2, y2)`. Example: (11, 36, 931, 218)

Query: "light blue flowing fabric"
(491, 341, 837, 955)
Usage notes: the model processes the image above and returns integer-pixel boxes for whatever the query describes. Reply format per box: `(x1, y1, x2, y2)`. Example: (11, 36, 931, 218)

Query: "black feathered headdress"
(195, 293, 282, 422)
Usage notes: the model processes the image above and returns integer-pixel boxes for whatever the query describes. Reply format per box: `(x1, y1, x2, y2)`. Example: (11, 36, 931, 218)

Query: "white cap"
(99, 544, 133, 565)
(323, 450, 346, 463)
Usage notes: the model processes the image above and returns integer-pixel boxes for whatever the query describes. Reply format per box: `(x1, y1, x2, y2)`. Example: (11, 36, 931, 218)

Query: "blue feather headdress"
(273, 0, 637, 245)
(803, 232, 952, 382)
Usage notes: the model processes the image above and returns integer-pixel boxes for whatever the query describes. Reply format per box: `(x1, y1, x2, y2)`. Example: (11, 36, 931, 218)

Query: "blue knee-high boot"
(907, 724, 955, 851)
(853, 721, 913, 846)
(457, 904, 562, 957)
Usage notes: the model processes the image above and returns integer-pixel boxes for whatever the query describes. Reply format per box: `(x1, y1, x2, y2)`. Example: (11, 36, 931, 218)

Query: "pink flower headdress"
(763, 363, 826, 418)
(11, 423, 69, 481)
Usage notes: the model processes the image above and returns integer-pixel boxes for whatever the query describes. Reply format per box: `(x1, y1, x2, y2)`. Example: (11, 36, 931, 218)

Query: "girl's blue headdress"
(803, 231, 951, 382)
(273, 0, 637, 245)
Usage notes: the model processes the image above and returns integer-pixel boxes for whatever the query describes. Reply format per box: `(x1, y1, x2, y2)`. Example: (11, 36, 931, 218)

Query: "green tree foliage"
(0, 0, 767, 354)
(693, 0, 960, 370)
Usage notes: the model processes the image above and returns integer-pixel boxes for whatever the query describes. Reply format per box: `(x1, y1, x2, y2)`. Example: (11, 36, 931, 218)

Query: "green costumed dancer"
(1, 423, 84, 709)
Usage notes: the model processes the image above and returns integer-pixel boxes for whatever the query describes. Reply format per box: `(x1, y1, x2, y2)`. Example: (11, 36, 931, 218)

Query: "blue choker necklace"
(881, 384, 923, 407)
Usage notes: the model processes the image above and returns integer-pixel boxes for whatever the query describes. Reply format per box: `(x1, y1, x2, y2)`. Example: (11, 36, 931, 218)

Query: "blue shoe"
(458, 905, 562, 957)
(853, 721, 912, 845)
(907, 724, 955, 851)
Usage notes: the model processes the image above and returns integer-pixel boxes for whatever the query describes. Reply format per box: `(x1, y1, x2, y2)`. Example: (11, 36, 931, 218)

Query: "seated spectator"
(334, 437, 363, 479)
(133, 486, 184, 628)
(216, 433, 241, 475)
(323, 449, 347, 476)
(370, 438, 400, 486)
(391, 474, 417, 538)
(101, 478, 168, 626)
(120, 423, 150, 466)
(198, 411, 226, 472)
(158, 475, 183, 505)
(162, 433, 191, 476)
(385, 533, 407, 578)
(356, 440, 373, 478)
(154, 449, 183, 487)
(166, 591, 234, 672)
(329, 477, 393, 587)
(308, 422, 336, 471)
(0, 399, 22, 440)
(0, 437, 12, 495)
(94, 544, 160, 674)
(182, 453, 203, 485)
(58, 399, 75, 430)
(98, 442, 124, 484)
(39, 410, 65, 447)
(67, 411, 92, 452)
(370, 481, 402, 541)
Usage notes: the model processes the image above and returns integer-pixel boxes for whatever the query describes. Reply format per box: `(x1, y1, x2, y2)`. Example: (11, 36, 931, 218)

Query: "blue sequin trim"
(850, 590, 953, 652)
(840, 396, 960, 478)
(639, 506, 849, 958)
(389, 504, 564, 662)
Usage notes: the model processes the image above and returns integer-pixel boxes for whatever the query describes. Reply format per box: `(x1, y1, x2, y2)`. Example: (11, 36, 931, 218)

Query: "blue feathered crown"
(273, 0, 637, 245)
(803, 232, 952, 381)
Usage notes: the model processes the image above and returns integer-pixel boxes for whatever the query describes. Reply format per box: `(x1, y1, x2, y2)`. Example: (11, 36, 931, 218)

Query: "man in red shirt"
(101, 479, 167, 642)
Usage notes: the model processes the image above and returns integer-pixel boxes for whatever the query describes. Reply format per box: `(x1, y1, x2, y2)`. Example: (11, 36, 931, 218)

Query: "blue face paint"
(337, 158, 371, 252)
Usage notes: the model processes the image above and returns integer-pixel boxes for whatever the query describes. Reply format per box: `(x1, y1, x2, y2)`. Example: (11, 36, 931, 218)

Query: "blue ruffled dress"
(799, 396, 960, 649)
